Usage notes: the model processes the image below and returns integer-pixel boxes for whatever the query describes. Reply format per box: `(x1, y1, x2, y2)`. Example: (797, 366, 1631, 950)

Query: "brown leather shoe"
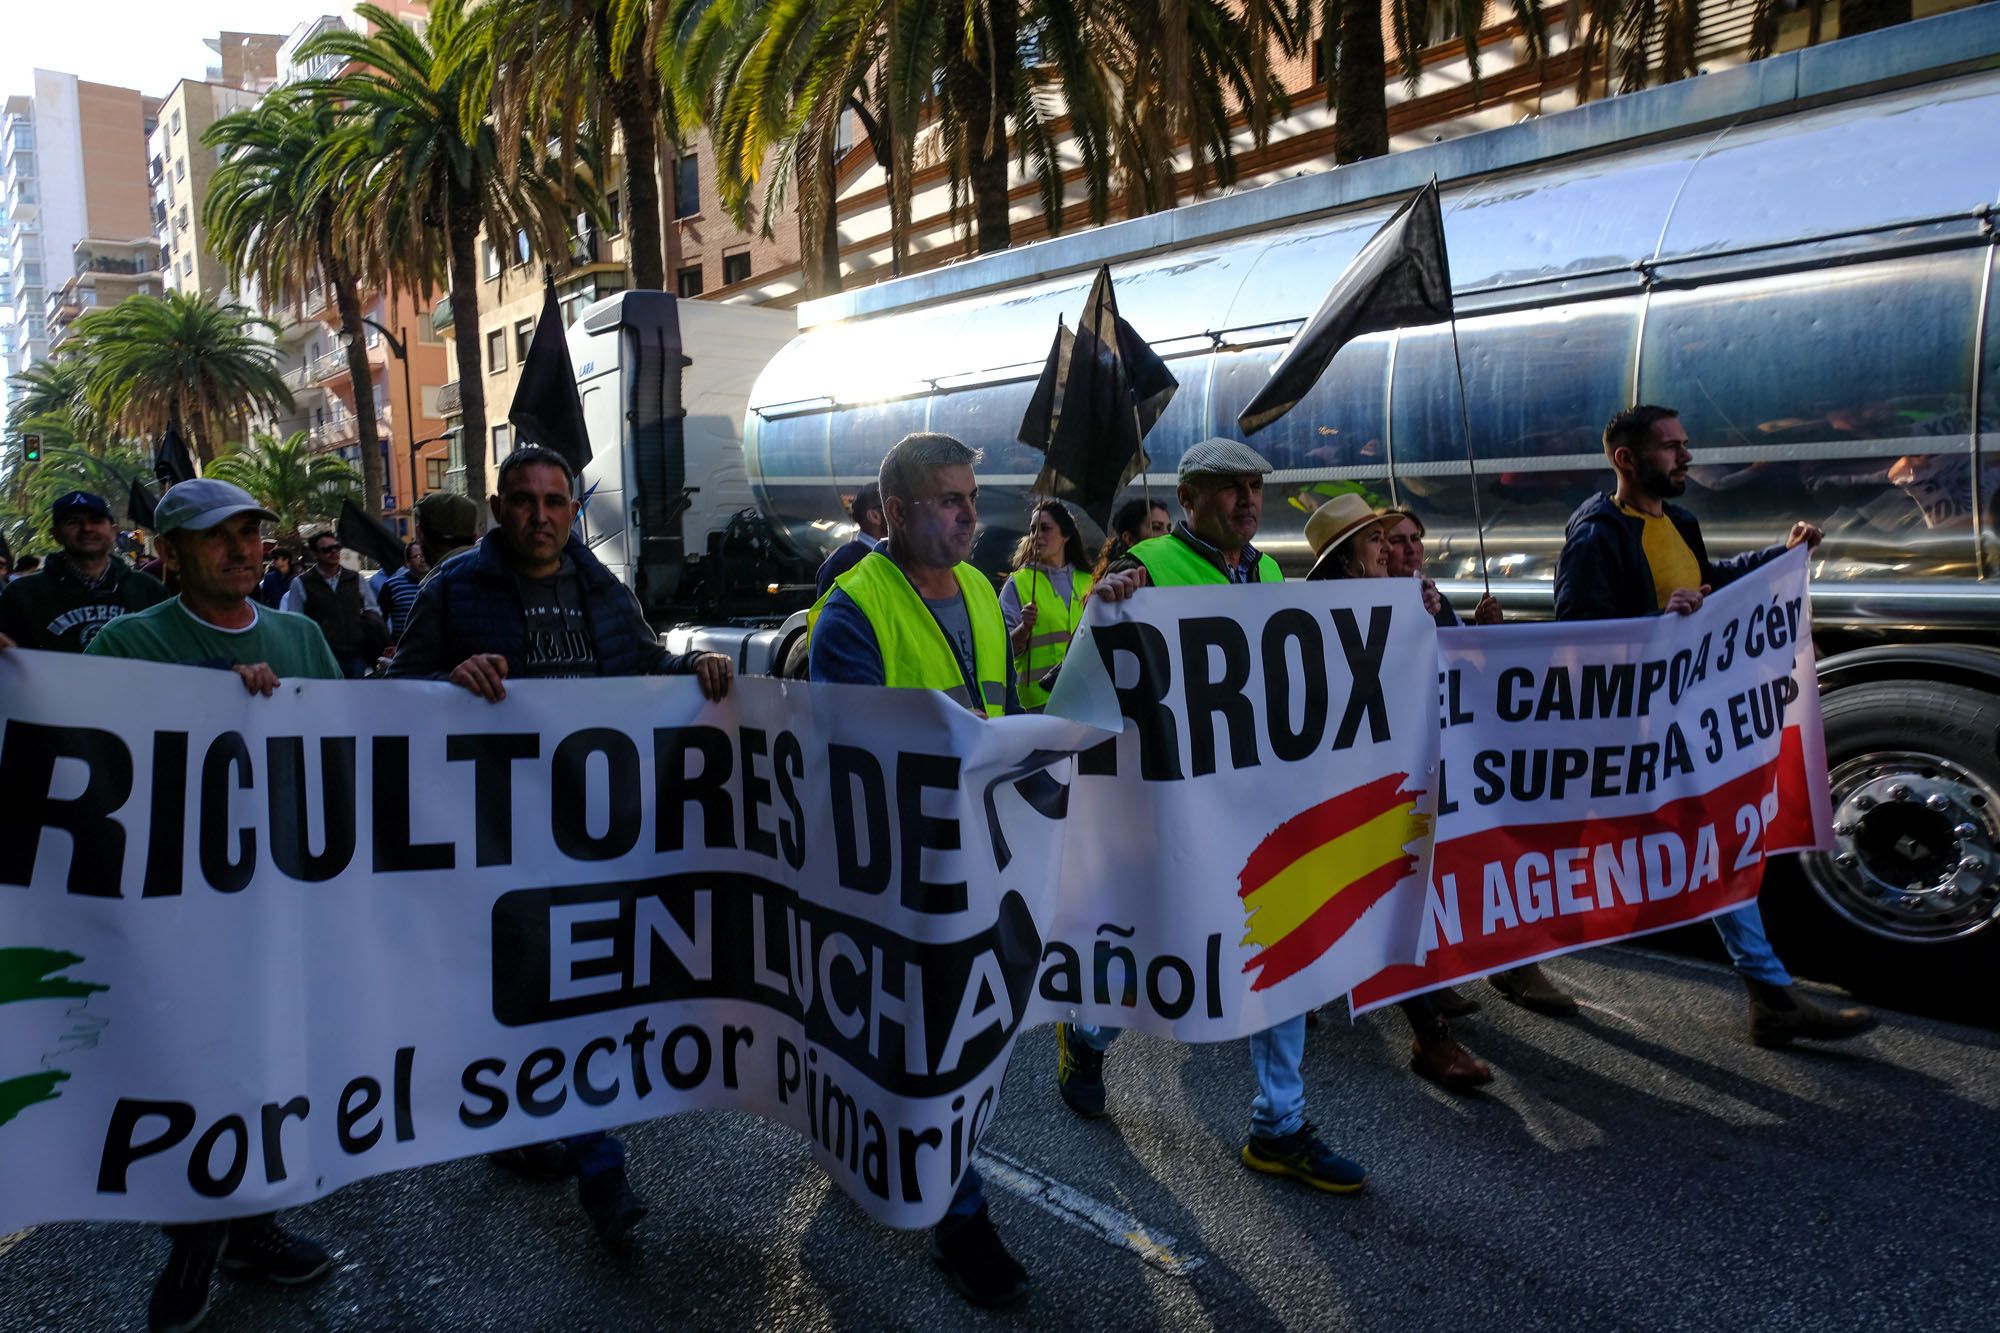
(1410, 1029, 1494, 1092)
(1746, 980, 1878, 1048)
(1431, 984, 1481, 1018)
(1490, 963, 1578, 1017)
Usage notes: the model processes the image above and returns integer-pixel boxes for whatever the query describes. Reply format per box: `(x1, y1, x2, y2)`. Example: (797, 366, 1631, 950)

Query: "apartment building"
(1, 72, 158, 419)
(149, 78, 265, 300)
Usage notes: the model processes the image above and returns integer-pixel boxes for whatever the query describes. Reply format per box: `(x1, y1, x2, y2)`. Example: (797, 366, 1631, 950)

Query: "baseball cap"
(153, 478, 277, 535)
(1177, 438, 1274, 480)
(414, 490, 479, 543)
(51, 490, 113, 520)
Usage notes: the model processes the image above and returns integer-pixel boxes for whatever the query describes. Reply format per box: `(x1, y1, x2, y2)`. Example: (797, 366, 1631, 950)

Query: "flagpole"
(1445, 314, 1491, 599)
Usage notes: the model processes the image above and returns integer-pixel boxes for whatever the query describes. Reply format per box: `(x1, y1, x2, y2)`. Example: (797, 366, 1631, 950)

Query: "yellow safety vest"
(1008, 565, 1092, 712)
(1129, 534, 1284, 587)
(807, 551, 1008, 717)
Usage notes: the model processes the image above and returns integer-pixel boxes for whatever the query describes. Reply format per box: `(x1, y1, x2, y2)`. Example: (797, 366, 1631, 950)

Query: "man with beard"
(1553, 404, 1874, 1047)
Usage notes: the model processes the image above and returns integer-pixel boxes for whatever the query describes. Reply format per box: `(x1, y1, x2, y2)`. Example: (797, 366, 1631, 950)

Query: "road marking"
(975, 1148, 1206, 1277)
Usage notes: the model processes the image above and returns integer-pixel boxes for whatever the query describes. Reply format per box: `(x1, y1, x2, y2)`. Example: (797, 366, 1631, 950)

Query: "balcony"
(301, 287, 329, 317)
(431, 294, 453, 336)
(308, 348, 349, 383)
(436, 379, 461, 418)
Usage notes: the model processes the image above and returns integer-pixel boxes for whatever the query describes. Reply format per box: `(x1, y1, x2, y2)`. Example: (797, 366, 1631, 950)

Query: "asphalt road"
(5, 946, 1998, 1332)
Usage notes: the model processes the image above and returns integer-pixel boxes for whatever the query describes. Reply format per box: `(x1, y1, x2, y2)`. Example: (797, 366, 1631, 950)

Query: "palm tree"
(1318, 0, 1550, 163)
(7, 358, 109, 448)
(204, 88, 389, 516)
(205, 429, 363, 545)
(468, 0, 673, 291)
(301, 1, 584, 505)
(0, 440, 153, 550)
(66, 291, 292, 467)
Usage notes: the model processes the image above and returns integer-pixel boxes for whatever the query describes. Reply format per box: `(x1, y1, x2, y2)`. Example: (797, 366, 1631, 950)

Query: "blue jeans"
(934, 1163, 986, 1236)
(1248, 1016, 1308, 1140)
(1713, 901, 1792, 985)
(563, 1131, 625, 1181)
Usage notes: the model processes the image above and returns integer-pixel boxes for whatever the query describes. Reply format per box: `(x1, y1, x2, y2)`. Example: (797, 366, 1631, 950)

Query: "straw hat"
(1304, 492, 1384, 557)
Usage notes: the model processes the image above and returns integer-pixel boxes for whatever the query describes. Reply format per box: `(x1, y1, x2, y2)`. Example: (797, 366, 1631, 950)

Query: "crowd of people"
(0, 406, 1880, 1330)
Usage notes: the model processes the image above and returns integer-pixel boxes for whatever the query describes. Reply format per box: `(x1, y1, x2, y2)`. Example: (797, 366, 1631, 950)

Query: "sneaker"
(1053, 1023, 1107, 1119)
(490, 1142, 571, 1180)
(578, 1166, 649, 1243)
(219, 1217, 333, 1286)
(1240, 1122, 1367, 1194)
(930, 1207, 1029, 1308)
(149, 1224, 224, 1333)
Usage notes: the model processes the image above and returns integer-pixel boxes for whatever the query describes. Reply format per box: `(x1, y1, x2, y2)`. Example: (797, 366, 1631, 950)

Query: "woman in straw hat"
(1305, 494, 1493, 1093)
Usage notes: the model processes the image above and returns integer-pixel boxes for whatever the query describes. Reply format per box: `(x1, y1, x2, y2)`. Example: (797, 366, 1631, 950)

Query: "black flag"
(509, 274, 591, 476)
(337, 495, 405, 572)
(153, 423, 196, 489)
(1238, 180, 1453, 435)
(126, 477, 158, 530)
(1016, 265, 1178, 530)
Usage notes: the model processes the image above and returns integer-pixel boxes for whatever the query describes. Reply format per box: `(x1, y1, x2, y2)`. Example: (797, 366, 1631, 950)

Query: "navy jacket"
(386, 530, 699, 679)
(1553, 493, 1787, 621)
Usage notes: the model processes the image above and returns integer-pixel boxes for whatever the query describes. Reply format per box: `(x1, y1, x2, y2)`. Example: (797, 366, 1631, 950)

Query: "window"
(171, 110, 182, 136)
(514, 230, 531, 266)
(180, 253, 192, 277)
(491, 423, 511, 459)
(676, 265, 704, 298)
(174, 157, 186, 181)
(481, 240, 500, 280)
(486, 328, 506, 373)
(421, 385, 441, 417)
(417, 317, 443, 345)
(176, 205, 190, 232)
(606, 190, 622, 235)
(673, 153, 700, 219)
(426, 457, 446, 490)
(722, 252, 752, 285)
(513, 318, 533, 362)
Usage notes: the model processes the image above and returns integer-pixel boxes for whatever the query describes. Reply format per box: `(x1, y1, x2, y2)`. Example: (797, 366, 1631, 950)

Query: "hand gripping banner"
(1350, 548, 1834, 1012)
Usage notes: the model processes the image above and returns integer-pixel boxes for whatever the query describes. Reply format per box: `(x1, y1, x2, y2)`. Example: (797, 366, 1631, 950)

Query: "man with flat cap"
(1058, 438, 1370, 1197)
(0, 490, 166, 652)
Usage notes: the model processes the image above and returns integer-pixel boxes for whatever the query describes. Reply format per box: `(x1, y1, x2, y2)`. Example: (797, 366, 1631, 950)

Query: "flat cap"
(1177, 437, 1274, 480)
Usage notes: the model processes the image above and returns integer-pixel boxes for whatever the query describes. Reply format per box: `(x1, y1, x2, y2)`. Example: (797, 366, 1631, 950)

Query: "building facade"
(1, 72, 158, 419)
(149, 79, 264, 301)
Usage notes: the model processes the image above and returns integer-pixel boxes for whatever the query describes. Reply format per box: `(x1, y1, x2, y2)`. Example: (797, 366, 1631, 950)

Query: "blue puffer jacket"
(386, 530, 697, 679)
(1553, 492, 1788, 622)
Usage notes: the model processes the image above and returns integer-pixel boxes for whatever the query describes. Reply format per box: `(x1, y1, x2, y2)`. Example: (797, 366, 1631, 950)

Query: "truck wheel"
(1760, 679, 2000, 1024)
(779, 632, 811, 681)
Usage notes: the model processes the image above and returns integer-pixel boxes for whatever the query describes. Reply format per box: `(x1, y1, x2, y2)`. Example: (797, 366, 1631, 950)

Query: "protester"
(253, 547, 296, 609)
(1081, 438, 1368, 1196)
(1304, 496, 1492, 1091)
(376, 540, 430, 639)
(1001, 499, 1093, 712)
(55, 479, 336, 1333)
(1091, 495, 1171, 579)
(1380, 506, 1501, 627)
(281, 530, 388, 678)
(1552, 404, 1876, 1047)
(814, 482, 888, 597)
(0, 491, 167, 652)
(807, 432, 1028, 1306)
(411, 489, 481, 579)
(14, 554, 40, 576)
(387, 445, 733, 1242)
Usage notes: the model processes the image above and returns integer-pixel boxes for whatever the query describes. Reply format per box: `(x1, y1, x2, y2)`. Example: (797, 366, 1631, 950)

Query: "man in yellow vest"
(1064, 438, 1369, 1196)
(807, 432, 1024, 1306)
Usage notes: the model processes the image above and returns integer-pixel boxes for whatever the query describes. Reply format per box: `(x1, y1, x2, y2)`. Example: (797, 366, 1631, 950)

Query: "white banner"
(0, 576, 1443, 1233)
(1352, 548, 1834, 1011)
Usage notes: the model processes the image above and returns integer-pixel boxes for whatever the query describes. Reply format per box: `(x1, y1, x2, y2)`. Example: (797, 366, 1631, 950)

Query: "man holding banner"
(1554, 405, 1874, 1047)
(807, 431, 1028, 1306)
(1076, 439, 1371, 1195)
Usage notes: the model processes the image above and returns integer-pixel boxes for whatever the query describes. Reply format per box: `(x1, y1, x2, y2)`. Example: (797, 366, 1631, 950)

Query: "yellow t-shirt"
(1617, 501, 1703, 612)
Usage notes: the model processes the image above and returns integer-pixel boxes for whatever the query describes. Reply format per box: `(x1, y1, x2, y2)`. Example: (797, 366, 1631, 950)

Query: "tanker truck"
(570, 5, 2000, 1017)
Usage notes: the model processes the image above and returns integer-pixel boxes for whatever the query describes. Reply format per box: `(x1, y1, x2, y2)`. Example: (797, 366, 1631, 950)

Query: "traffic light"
(20, 433, 40, 463)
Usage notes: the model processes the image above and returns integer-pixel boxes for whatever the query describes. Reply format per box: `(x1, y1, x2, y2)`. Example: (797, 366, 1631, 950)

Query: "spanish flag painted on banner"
(1239, 773, 1428, 991)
